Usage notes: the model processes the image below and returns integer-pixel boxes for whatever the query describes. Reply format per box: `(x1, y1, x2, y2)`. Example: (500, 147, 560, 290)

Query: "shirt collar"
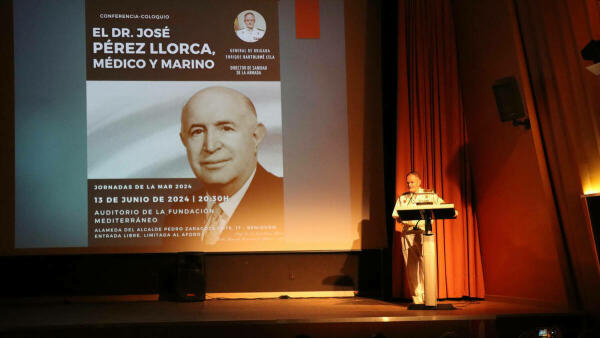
(218, 168, 256, 219)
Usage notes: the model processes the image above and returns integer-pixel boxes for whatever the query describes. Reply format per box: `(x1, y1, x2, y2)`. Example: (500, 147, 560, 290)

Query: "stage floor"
(0, 296, 582, 337)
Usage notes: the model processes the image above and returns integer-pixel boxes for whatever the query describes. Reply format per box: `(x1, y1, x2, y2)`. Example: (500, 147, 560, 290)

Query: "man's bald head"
(179, 86, 266, 196)
(406, 171, 422, 193)
(181, 86, 256, 127)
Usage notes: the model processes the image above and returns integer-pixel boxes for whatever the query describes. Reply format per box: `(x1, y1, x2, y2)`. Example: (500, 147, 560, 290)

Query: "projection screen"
(8, 0, 386, 254)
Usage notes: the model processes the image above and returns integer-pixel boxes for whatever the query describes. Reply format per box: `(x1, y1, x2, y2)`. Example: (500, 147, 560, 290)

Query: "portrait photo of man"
(177, 86, 284, 246)
(86, 81, 284, 250)
(235, 11, 266, 43)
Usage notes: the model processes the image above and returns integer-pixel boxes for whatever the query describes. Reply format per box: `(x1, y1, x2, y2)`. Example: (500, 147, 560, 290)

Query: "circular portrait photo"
(234, 10, 266, 43)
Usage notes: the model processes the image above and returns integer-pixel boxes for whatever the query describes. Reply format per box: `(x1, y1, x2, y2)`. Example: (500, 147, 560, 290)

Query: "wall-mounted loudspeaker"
(492, 76, 530, 129)
(492, 76, 526, 122)
(581, 40, 600, 75)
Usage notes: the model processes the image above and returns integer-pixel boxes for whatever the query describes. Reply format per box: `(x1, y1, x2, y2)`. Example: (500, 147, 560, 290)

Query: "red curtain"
(392, 0, 485, 299)
(514, 0, 600, 313)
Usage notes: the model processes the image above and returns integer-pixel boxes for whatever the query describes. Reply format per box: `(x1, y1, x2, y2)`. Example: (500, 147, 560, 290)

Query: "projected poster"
(85, 0, 283, 251)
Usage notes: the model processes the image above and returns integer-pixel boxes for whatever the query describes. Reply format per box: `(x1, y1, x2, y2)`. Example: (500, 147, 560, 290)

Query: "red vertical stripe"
(295, 0, 320, 39)
(587, 0, 600, 39)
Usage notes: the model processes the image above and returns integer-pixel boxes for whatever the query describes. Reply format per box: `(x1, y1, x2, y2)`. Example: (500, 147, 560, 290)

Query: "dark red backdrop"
(392, 0, 485, 299)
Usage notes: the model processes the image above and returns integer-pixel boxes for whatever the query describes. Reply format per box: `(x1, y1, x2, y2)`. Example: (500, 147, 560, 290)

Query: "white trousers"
(401, 228, 425, 304)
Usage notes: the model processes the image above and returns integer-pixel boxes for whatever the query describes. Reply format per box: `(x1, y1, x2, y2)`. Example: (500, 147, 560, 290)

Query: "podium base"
(407, 303, 456, 310)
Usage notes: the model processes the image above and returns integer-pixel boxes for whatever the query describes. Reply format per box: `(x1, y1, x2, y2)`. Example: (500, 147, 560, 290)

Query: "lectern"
(396, 198, 456, 310)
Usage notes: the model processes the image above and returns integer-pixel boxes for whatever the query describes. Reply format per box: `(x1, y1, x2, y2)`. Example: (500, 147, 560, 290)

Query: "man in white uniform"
(236, 12, 265, 43)
(392, 171, 443, 304)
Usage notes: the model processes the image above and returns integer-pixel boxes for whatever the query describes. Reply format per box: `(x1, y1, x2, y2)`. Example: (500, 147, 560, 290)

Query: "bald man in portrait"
(168, 86, 283, 250)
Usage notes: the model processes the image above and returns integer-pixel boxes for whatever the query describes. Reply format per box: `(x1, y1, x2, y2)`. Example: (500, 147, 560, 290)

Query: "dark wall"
(0, 251, 385, 297)
(0, 0, 15, 258)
